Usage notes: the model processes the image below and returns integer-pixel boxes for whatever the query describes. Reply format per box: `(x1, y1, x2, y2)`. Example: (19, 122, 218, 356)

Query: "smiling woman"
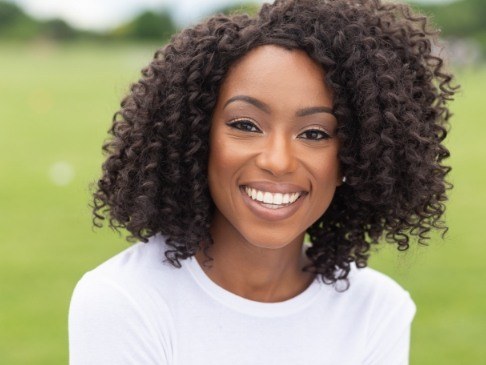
(68, 0, 457, 364)
(203, 46, 340, 300)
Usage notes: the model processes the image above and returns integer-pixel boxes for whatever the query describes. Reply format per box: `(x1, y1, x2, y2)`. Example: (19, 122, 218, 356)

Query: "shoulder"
(70, 235, 184, 318)
(77, 235, 179, 291)
(348, 266, 417, 363)
(348, 265, 414, 302)
(324, 265, 416, 363)
(319, 264, 416, 332)
(69, 236, 176, 363)
(340, 264, 416, 318)
(350, 266, 415, 312)
(347, 266, 416, 342)
(86, 235, 176, 277)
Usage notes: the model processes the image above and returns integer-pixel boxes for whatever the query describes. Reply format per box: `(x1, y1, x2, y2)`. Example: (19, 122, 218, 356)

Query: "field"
(0, 42, 485, 364)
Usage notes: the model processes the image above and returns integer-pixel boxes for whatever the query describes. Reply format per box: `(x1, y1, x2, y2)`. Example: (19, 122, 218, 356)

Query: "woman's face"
(208, 45, 342, 250)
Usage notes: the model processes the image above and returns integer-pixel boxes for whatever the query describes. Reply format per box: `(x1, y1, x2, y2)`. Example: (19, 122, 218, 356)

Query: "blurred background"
(0, 0, 484, 363)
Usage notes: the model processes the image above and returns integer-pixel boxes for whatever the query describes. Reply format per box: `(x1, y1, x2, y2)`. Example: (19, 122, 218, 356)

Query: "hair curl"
(93, 0, 457, 285)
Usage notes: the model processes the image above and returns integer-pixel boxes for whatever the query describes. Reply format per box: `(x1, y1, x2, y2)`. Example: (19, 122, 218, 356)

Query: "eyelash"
(300, 129, 331, 141)
(226, 119, 260, 133)
(226, 119, 331, 141)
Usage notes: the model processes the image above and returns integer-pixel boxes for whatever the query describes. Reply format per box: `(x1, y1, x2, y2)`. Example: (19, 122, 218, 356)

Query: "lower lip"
(239, 186, 307, 222)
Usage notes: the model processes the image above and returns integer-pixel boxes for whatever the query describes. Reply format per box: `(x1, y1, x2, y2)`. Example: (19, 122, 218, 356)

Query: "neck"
(195, 216, 315, 303)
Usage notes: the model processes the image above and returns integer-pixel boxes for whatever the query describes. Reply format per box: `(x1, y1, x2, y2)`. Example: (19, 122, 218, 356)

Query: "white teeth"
(244, 186, 302, 206)
(282, 194, 290, 204)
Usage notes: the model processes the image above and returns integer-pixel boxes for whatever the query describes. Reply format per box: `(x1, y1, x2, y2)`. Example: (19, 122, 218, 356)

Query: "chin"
(241, 230, 305, 251)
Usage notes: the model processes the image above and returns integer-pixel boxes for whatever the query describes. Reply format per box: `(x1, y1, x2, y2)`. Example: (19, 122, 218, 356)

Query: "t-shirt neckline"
(184, 255, 323, 317)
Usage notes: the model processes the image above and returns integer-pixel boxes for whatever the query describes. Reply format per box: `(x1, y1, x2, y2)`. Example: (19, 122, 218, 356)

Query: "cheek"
(307, 150, 341, 203)
(318, 158, 340, 184)
(305, 144, 340, 179)
(208, 137, 247, 196)
(209, 138, 235, 177)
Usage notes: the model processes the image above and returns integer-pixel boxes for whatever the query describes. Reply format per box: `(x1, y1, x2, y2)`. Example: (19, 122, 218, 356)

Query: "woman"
(69, 0, 456, 363)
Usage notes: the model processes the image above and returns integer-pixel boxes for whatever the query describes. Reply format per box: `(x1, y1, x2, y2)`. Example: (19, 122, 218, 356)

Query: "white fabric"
(69, 235, 416, 365)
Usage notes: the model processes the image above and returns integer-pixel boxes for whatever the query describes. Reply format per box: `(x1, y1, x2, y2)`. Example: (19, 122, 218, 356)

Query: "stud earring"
(342, 176, 347, 183)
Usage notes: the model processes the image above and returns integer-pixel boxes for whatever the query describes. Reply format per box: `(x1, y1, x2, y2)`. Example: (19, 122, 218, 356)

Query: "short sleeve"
(68, 272, 171, 365)
(363, 290, 416, 365)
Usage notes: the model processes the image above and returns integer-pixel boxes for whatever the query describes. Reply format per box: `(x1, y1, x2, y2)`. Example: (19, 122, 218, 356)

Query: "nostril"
(255, 150, 298, 176)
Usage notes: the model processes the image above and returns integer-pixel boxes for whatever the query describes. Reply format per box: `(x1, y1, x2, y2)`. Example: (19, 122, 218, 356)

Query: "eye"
(226, 118, 262, 133)
(299, 129, 331, 141)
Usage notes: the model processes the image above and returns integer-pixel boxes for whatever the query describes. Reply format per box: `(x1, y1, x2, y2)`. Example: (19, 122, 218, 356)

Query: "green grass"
(0, 41, 484, 364)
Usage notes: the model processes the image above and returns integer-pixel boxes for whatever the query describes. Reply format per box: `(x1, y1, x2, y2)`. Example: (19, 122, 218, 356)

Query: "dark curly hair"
(93, 0, 457, 285)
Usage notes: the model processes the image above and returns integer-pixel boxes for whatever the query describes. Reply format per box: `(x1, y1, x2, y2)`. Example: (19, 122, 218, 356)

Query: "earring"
(342, 176, 347, 183)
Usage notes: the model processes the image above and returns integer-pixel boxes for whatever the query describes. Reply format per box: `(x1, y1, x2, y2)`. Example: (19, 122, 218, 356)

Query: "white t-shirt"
(69, 235, 416, 365)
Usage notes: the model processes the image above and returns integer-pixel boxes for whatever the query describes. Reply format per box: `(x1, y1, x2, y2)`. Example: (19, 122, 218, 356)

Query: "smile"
(239, 185, 307, 221)
(242, 185, 306, 210)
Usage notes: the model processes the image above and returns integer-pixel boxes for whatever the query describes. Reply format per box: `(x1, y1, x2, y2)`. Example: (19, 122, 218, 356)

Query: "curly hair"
(93, 0, 457, 285)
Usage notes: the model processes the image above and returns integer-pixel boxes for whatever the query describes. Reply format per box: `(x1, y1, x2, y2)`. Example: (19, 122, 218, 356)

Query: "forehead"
(217, 45, 333, 109)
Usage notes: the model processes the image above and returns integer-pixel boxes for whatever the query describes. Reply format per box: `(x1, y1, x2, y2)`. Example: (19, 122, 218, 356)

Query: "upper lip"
(240, 181, 308, 194)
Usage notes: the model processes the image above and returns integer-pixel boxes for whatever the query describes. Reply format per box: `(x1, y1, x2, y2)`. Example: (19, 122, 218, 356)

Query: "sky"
(11, 0, 456, 31)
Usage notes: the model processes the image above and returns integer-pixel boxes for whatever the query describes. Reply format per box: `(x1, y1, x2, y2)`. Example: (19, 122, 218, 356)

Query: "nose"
(255, 132, 298, 176)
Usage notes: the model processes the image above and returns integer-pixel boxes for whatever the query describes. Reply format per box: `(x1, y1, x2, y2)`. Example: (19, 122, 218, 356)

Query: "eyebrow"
(224, 95, 271, 114)
(223, 95, 334, 117)
(296, 106, 334, 117)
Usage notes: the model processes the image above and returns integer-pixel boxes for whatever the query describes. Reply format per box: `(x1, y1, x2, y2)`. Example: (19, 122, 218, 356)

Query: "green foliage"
(40, 19, 78, 40)
(109, 10, 177, 42)
(0, 1, 39, 39)
(1, 0, 483, 47)
(0, 1, 24, 27)
(214, 3, 260, 16)
(410, 0, 486, 50)
(0, 0, 82, 41)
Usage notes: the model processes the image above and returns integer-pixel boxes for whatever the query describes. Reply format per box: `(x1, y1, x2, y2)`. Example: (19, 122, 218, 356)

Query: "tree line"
(0, 0, 484, 50)
(0, 1, 176, 42)
(0, 1, 260, 42)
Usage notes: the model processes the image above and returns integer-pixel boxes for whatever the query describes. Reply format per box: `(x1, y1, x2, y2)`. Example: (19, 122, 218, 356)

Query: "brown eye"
(299, 129, 330, 141)
(226, 119, 262, 133)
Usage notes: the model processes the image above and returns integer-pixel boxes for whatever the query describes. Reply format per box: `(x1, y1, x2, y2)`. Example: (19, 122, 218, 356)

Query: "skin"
(196, 45, 342, 302)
